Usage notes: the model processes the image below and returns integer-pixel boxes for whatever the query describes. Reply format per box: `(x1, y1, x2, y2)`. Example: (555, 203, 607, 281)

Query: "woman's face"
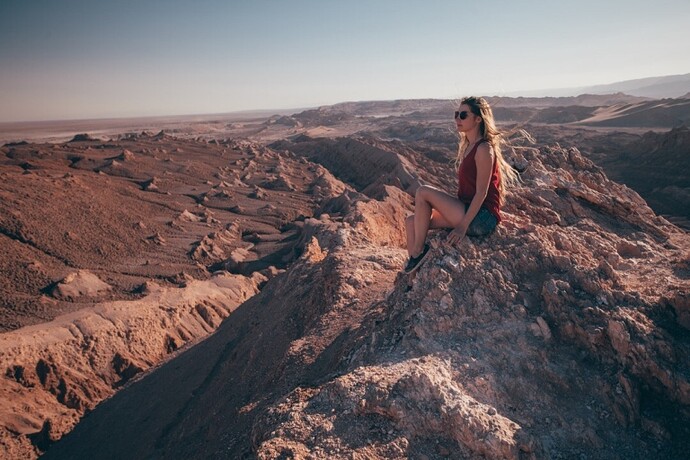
(455, 104, 482, 133)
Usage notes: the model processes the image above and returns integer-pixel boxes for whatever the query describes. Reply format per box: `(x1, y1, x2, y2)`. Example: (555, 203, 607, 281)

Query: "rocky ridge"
(253, 137, 690, 460)
(0, 273, 263, 458)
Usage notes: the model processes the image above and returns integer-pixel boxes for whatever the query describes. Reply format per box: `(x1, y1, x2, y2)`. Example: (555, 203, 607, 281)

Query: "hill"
(507, 73, 690, 99)
(579, 73, 690, 99)
(2, 97, 690, 459)
(38, 133, 690, 459)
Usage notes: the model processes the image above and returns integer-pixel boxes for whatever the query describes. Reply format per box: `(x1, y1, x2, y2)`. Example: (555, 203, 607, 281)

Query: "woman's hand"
(447, 224, 467, 245)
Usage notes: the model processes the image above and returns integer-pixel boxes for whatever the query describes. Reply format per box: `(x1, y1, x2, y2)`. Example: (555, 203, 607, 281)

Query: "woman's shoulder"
(475, 141, 494, 158)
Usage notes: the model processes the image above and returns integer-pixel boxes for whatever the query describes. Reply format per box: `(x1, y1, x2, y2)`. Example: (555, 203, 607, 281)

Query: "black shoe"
(403, 243, 430, 274)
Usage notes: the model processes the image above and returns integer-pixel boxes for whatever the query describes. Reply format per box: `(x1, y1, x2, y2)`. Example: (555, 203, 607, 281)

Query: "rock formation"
(0, 273, 263, 458)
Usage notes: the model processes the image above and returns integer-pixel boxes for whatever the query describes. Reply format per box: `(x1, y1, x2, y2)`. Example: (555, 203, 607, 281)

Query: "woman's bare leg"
(405, 215, 415, 256)
(406, 210, 453, 256)
(409, 185, 467, 256)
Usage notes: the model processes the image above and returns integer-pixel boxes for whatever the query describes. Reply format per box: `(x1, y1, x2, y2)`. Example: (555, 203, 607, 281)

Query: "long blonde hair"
(455, 96, 518, 203)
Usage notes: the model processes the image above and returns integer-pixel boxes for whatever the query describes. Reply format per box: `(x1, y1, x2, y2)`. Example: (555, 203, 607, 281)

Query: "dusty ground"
(0, 132, 332, 331)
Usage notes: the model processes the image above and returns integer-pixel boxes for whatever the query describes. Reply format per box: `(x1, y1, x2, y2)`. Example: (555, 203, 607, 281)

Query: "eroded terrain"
(1, 95, 689, 458)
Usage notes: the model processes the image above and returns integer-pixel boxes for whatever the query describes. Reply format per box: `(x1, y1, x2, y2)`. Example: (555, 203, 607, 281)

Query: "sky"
(1, 0, 689, 122)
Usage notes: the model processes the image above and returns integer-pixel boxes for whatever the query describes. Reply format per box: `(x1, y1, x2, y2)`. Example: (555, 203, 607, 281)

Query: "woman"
(403, 96, 517, 273)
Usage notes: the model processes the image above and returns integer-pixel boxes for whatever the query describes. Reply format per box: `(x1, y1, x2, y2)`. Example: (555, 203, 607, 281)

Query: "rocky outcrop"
(189, 226, 240, 264)
(251, 143, 689, 459)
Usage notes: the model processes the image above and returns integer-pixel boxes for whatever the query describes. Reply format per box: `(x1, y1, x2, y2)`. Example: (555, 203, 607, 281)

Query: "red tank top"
(457, 139, 502, 222)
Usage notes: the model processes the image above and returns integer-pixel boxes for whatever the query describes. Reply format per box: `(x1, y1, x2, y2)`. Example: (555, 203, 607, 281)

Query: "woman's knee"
(415, 185, 433, 202)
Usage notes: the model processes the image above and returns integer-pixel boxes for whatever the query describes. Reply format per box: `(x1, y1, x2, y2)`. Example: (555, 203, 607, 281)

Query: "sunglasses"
(454, 110, 471, 120)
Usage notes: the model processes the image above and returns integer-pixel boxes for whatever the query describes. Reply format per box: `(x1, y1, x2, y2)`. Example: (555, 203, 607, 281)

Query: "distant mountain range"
(507, 73, 690, 99)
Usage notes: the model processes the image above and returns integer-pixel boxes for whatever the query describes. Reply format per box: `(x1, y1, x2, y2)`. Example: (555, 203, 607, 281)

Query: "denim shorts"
(465, 205, 498, 237)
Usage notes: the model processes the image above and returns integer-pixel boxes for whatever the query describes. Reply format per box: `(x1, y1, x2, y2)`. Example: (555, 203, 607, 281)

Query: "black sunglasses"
(454, 110, 471, 120)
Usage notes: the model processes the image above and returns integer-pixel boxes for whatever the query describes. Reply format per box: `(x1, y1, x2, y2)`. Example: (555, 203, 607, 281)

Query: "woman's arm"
(447, 143, 494, 244)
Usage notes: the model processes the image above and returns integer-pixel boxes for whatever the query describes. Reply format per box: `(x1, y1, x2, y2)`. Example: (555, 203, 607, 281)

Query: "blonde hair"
(455, 96, 518, 203)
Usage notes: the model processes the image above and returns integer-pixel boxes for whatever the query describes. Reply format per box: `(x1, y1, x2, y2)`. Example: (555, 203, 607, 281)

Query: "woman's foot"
(403, 243, 430, 274)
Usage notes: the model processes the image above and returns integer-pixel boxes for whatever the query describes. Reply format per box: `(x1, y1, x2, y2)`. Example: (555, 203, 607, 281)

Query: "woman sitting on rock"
(403, 96, 517, 273)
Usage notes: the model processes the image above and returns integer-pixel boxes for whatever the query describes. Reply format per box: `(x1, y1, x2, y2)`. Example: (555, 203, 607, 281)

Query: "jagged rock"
(117, 150, 135, 161)
(147, 232, 166, 245)
(259, 265, 283, 280)
(223, 246, 253, 272)
(249, 186, 268, 200)
(258, 204, 277, 216)
(140, 177, 159, 191)
(263, 175, 294, 191)
(189, 229, 238, 263)
(310, 165, 350, 200)
(177, 209, 202, 222)
(257, 357, 526, 459)
(300, 237, 326, 263)
(212, 189, 233, 199)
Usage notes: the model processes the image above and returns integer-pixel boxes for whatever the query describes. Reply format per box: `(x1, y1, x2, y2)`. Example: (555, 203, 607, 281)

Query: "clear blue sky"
(1, 0, 689, 122)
